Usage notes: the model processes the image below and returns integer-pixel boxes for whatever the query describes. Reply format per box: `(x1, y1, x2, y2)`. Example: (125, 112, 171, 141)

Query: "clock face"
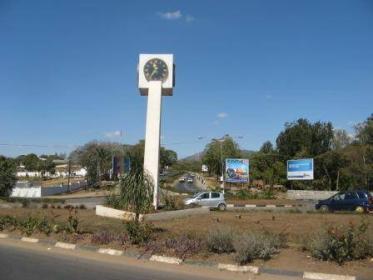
(143, 58, 169, 82)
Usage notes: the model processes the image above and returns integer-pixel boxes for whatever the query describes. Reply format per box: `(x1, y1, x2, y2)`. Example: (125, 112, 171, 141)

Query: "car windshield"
(192, 192, 204, 198)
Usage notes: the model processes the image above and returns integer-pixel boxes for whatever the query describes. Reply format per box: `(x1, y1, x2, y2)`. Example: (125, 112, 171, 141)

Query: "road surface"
(0, 240, 299, 280)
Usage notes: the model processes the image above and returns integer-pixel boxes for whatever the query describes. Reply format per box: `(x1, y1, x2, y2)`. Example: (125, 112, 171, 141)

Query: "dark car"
(315, 190, 373, 213)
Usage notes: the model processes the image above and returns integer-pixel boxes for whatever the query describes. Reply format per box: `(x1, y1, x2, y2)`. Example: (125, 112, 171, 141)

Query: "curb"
(97, 248, 123, 256)
(55, 242, 76, 250)
(303, 272, 356, 280)
(0, 233, 9, 238)
(21, 237, 39, 243)
(150, 255, 183, 265)
(0, 233, 365, 280)
(218, 263, 259, 274)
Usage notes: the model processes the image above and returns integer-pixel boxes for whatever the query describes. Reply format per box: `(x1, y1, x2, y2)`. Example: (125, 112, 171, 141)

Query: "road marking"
(303, 272, 356, 280)
(98, 248, 123, 256)
(218, 263, 259, 274)
(21, 237, 39, 243)
(150, 255, 182, 265)
(55, 242, 76, 250)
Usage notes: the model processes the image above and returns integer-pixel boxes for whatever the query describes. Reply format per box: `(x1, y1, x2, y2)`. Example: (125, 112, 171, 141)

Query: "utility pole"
(67, 159, 71, 193)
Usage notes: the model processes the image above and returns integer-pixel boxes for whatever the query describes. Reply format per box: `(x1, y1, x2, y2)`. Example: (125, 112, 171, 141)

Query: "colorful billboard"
(225, 158, 249, 183)
(287, 158, 314, 180)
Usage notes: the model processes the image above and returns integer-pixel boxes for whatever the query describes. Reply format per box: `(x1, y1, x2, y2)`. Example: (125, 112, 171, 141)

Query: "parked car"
(187, 177, 193, 183)
(184, 192, 226, 210)
(179, 177, 185, 182)
(315, 190, 373, 213)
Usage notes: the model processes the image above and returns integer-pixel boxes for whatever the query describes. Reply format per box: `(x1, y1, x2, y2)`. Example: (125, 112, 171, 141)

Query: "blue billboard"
(287, 158, 314, 180)
(225, 158, 249, 183)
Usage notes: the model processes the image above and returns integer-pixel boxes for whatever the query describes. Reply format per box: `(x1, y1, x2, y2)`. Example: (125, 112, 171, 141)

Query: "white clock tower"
(138, 54, 174, 209)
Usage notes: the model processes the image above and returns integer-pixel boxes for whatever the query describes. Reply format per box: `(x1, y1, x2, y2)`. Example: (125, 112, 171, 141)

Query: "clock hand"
(150, 68, 157, 79)
(150, 64, 158, 79)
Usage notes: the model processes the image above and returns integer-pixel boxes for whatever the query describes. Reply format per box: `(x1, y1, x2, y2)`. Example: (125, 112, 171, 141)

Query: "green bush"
(234, 232, 286, 264)
(125, 221, 153, 244)
(65, 209, 79, 234)
(207, 227, 235, 254)
(19, 217, 41, 236)
(305, 220, 373, 264)
(0, 215, 18, 231)
(229, 189, 275, 200)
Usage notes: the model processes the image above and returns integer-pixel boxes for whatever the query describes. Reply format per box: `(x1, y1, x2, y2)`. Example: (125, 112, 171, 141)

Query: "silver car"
(184, 192, 226, 210)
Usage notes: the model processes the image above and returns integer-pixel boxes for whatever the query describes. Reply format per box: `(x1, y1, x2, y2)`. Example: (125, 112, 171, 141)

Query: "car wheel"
(218, 203, 226, 211)
(319, 205, 329, 213)
(355, 206, 365, 214)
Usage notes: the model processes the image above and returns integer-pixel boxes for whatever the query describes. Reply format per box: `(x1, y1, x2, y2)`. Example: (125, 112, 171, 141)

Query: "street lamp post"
(212, 136, 227, 194)
(212, 135, 244, 194)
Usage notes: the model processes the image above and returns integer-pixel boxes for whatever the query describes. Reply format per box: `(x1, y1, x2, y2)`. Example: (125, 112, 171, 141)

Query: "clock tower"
(138, 54, 175, 209)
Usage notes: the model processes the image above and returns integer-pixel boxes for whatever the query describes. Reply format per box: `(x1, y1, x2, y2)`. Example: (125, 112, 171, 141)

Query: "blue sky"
(1, 0, 372, 158)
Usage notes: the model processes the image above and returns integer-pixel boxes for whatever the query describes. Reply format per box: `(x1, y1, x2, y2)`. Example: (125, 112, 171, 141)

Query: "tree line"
(202, 114, 373, 191)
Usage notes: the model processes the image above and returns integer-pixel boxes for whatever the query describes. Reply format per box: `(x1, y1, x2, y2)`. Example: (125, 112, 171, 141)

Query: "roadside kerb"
(150, 255, 183, 265)
(21, 237, 39, 243)
(98, 248, 123, 256)
(218, 263, 259, 274)
(55, 242, 76, 250)
(303, 272, 356, 280)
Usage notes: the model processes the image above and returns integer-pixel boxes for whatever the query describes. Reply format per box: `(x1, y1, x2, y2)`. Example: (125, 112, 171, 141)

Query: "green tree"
(355, 113, 373, 145)
(16, 153, 41, 171)
(276, 118, 333, 158)
(70, 141, 124, 186)
(259, 141, 274, 154)
(0, 156, 17, 197)
(332, 129, 352, 150)
(202, 136, 241, 179)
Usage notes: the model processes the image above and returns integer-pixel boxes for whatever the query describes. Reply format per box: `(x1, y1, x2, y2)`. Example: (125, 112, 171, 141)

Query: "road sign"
(287, 158, 314, 180)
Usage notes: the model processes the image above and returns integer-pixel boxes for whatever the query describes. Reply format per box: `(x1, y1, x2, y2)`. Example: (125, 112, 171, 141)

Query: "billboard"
(287, 158, 314, 180)
(112, 156, 131, 178)
(225, 158, 249, 183)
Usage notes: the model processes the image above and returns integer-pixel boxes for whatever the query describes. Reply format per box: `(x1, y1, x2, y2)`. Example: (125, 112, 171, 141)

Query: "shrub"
(0, 215, 18, 231)
(42, 203, 48, 209)
(162, 194, 184, 210)
(305, 220, 373, 264)
(234, 232, 286, 264)
(125, 221, 153, 244)
(207, 227, 235, 254)
(91, 231, 117, 245)
(37, 217, 52, 235)
(19, 216, 40, 236)
(165, 234, 205, 259)
(65, 209, 79, 234)
(21, 199, 30, 208)
(79, 204, 86, 210)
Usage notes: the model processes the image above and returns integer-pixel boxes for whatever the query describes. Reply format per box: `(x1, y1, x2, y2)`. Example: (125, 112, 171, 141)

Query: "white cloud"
(104, 130, 122, 138)
(158, 10, 182, 20)
(158, 10, 195, 23)
(217, 112, 228, 119)
(185, 15, 195, 22)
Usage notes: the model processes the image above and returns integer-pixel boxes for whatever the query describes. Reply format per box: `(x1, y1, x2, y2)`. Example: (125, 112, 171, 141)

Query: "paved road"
(0, 241, 299, 280)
